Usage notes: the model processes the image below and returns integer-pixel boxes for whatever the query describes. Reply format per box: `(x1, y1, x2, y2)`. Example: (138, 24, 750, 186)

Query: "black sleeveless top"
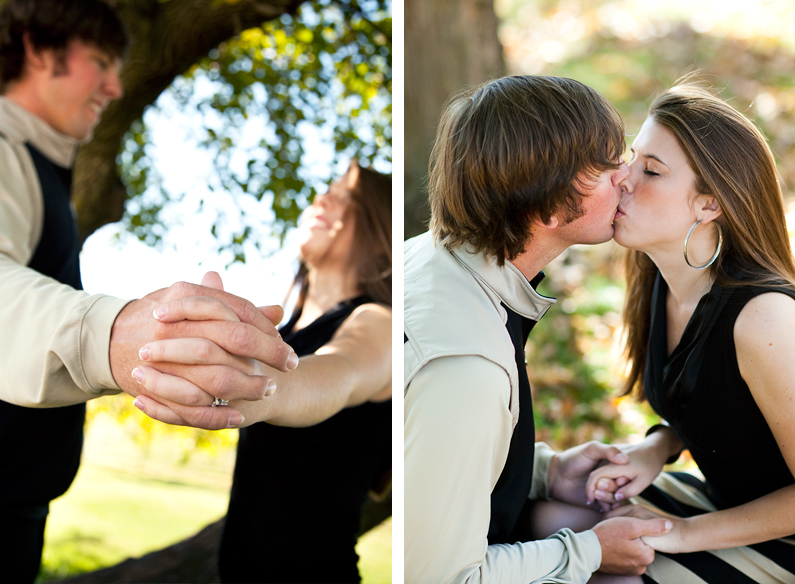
(645, 268, 795, 510)
(0, 143, 85, 507)
(219, 297, 392, 583)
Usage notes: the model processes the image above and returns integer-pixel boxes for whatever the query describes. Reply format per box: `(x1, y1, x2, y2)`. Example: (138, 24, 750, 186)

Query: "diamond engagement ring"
(211, 397, 229, 407)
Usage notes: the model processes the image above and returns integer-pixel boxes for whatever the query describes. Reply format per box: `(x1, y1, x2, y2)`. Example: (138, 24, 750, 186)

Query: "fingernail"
(133, 398, 145, 411)
(131, 367, 144, 382)
(665, 520, 673, 530)
(264, 379, 277, 396)
(139, 345, 150, 361)
(586, 500, 592, 506)
(286, 351, 299, 371)
(615, 492, 625, 501)
(153, 305, 168, 320)
(228, 413, 244, 427)
(616, 452, 629, 463)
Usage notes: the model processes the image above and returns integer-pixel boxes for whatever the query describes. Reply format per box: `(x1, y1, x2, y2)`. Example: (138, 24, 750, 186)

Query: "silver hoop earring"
(683, 220, 723, 269)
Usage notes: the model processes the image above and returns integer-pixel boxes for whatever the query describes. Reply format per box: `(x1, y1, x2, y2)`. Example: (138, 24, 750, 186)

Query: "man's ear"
(532, 214, 559, 230)
(21, 32, 50, 72)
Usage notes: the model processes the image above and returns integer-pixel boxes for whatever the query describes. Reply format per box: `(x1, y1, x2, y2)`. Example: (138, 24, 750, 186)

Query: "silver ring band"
(211, 397, 229, 407)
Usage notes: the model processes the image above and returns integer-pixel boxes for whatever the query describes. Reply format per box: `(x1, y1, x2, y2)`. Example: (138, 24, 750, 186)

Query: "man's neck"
(508, 234, 570, 282)
(3, 83, 48, 124)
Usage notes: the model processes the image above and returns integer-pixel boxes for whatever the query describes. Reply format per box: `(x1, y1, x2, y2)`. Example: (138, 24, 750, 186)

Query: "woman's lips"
(307, 215, 332, 230)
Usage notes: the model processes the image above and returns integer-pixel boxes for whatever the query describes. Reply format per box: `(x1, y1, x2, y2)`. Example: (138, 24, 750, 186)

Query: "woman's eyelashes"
(644, 167, 659, 177)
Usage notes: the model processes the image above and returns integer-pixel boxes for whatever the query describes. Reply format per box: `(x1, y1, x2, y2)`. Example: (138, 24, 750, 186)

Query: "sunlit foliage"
(119, 0, 391, 261)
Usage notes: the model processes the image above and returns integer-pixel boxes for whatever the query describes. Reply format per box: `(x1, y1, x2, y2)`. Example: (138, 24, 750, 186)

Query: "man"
(0, 1, 295, 581)
(404, 75, 673, 583)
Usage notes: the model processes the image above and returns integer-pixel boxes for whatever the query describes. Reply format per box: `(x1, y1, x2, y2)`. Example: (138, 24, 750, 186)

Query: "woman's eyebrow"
(630, 148, 669, 168)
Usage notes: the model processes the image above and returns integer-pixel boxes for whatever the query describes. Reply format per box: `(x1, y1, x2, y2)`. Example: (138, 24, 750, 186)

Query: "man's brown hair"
(0, 0, 129, 92)
(428, 75, 625, 265)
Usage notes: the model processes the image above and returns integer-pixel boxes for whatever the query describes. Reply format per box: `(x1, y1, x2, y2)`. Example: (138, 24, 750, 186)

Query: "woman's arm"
(236, 302, 392, 427)
(130, 296, 391, 428)
(614, 291, 795, 553)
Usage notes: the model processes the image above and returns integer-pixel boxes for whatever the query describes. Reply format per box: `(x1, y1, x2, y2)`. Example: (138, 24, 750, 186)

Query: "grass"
(38, 463, 391, 582)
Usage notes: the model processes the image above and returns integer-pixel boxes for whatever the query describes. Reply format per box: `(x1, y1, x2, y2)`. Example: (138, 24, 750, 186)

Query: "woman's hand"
(127, 272, 288, 429)
(586, 436, 672, 509)
(607, 504, 689, 554)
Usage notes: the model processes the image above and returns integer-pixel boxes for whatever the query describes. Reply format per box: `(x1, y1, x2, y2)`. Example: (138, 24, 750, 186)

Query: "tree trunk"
(51, 491, 390, 583)
(73, 0, 306, 245)
(404, 0, 505, 239)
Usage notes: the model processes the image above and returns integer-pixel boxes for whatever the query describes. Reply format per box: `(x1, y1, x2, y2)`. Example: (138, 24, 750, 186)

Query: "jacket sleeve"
(0, 138, 128, 407)
(528, 442, 557, 501)
(404, 355, 602, 584)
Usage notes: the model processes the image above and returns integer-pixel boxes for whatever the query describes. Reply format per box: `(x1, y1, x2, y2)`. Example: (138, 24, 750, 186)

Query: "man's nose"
(612, 161, 630, 186)
(104, 65, 124, 100)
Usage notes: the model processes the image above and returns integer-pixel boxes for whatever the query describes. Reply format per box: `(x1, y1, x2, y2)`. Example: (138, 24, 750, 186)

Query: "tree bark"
(73, 0, 306, 245)
(51, 490, 391, 583)
(404, 0, 505, 239)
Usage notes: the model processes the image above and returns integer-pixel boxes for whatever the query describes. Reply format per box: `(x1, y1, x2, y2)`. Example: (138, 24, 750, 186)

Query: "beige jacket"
(404, 232, 602, 583)
(0, 97, 128, 407)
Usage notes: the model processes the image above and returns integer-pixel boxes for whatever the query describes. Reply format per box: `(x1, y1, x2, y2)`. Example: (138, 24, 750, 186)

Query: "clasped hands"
(109, 271, 296, 430)
(548, 441, 678, 576)
(581, 437, 688, 556)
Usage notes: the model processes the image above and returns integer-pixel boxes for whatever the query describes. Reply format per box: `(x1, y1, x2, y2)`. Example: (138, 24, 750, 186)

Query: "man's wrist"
(535, 443, 558, 500)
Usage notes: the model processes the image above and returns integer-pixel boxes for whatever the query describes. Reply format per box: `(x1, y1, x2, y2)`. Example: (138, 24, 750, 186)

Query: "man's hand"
(547, 441, 630, 508)
(607, 504, 687, 554)
(593, 515, 673, 575)
(110, 272, 297, 429)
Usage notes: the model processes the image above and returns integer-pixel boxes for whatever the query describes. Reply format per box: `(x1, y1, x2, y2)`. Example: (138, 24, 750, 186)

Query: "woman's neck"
(293, 263, 360, 331)
(648, 246, 715, 308)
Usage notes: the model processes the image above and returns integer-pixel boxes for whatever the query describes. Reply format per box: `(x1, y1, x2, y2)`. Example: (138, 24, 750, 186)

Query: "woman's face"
(298, 168, 357, 267)
(614, 117, 702, 253)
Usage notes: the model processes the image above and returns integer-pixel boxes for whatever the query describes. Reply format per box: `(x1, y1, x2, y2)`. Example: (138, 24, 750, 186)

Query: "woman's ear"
(697, 195, 722, 223)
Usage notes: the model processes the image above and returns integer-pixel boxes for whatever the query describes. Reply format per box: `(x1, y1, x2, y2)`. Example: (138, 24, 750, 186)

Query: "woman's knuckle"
(210, 367, 233, 395)
(229, 323, 252, 351)
(239, 300, 257, 324)
(185, 387, 204, 407)
(170, 281, 192, 297)
(195, 340, 213, 363)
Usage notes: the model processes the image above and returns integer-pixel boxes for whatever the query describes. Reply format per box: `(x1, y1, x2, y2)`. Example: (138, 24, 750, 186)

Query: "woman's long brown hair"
(289, 160, 392, 316)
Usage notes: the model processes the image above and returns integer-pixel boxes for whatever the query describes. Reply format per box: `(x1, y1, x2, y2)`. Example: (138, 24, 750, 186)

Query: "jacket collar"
(450, 244, 556, 321)
(0, 96, 80, 168)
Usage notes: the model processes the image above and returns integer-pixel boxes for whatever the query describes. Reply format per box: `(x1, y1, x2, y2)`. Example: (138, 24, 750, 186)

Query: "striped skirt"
(634, 472, 795, 584)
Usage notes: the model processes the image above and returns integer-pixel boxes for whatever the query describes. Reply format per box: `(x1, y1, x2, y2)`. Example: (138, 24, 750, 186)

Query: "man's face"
(37, 39, 123, 140)
(555, 162, 630, 246)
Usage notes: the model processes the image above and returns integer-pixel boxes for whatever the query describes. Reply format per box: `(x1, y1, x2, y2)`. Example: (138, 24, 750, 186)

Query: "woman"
(221, 161, 391, 583)
(134, 160, 391, 582)
(585, 85, 795, 582)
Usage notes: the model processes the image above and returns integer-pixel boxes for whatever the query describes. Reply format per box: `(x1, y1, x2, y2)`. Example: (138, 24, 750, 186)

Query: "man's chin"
(77, 126, 95, 144)
(582, 226, 616, 246)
